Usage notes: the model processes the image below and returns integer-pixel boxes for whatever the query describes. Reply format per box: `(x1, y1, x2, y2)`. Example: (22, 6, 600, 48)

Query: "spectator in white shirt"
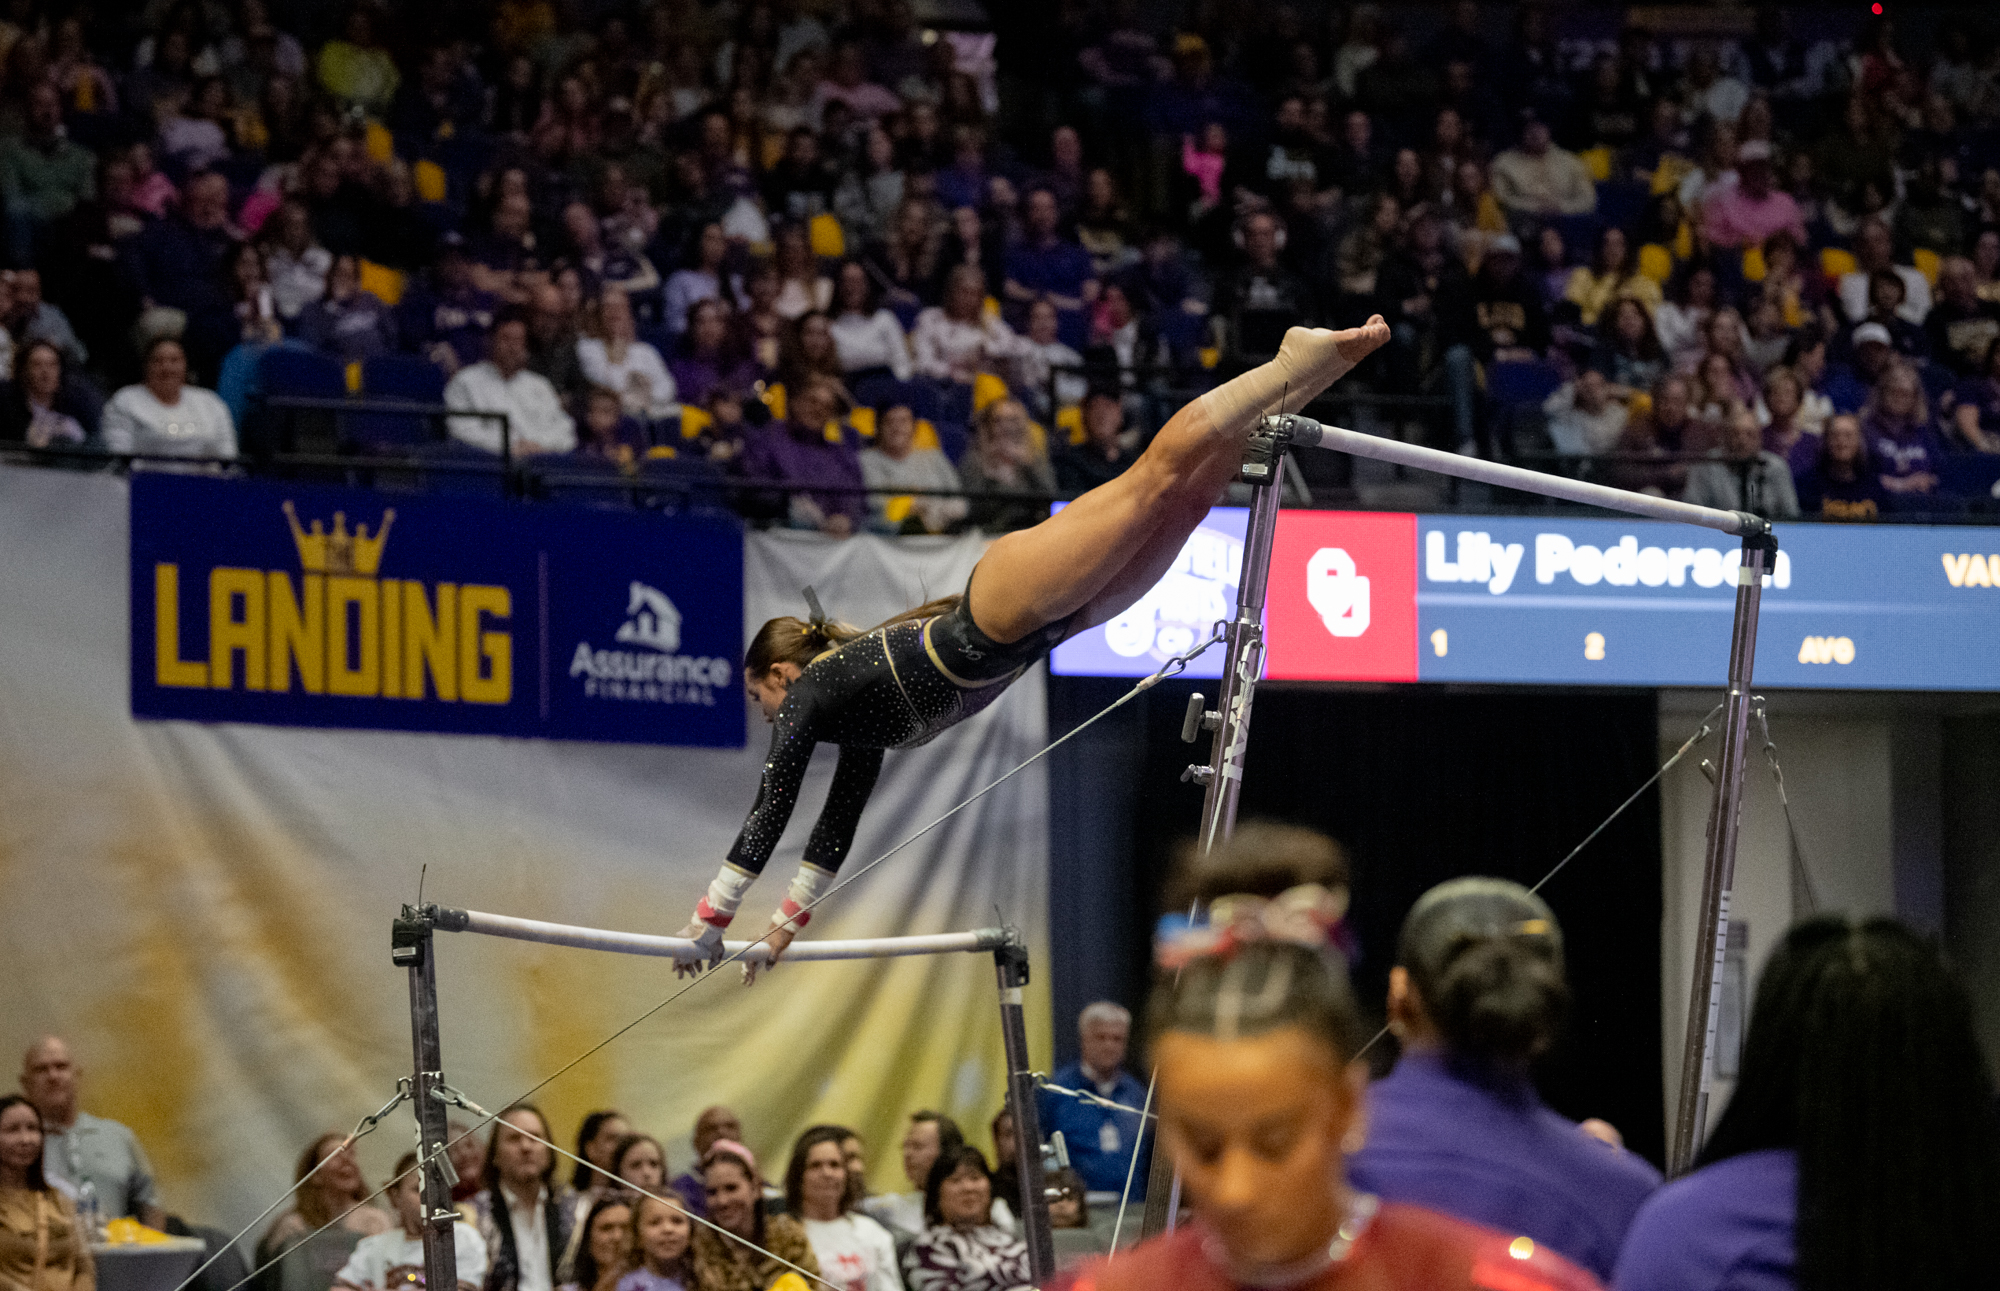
(829, 261, 912, 381)
(101, 336, 237, 463)
(859, 403, 967, 534)
(786, 1128, 903, 1291)
(911, 265, 1017, 386)
(1838, 218, 1933, 325)
(473, 1105, 577, 1291)
(335, 1151, 488, 1291)
(1543, 367, 1630, 456)
(1011, 298, 1086, 418)
(577, 287, 679, 421)
(260, 199, 332, 321)
(446, 315, 577, 456)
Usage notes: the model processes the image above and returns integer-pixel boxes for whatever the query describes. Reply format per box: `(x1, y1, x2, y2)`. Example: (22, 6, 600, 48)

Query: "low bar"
(1271, 415, 1754, 536)
(432, 905, 1013, 963)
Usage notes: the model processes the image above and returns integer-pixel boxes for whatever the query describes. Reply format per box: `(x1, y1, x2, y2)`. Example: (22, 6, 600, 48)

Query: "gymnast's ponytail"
(745, 586, 861, 678)
(1395, 878, 1570, 1068)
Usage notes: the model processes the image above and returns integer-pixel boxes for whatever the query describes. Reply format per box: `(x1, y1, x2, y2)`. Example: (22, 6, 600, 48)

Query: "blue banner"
(130, 474, 746, 747)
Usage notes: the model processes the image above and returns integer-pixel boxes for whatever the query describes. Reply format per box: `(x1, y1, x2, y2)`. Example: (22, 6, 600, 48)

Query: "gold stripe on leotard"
(922, 617, 1023, 691)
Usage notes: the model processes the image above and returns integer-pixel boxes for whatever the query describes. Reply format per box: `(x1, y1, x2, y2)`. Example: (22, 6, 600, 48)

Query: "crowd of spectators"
(5, 1012, 1126, 1291)
(0, 1, 1999, 523)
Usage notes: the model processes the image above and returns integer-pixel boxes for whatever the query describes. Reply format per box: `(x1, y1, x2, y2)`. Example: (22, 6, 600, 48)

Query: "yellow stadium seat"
(645, 444, 678, 459)
(1199, 345, 1221, 369)
(413, 159, 448, 204)
(913, 418, 940, 451)
(883, 495, 914, 524)
(1913, 248, 1941, 286)
(1026, 420, 1048, 456)
(1637, 243, 1674, 284)
(971, 372, 1010, 414)
(345, 361, 362, 394)
(678, 406, 713, 439)
(1627, 392, 1653, 419)
(1671, 223, 1693, 261)
(822, 419, 844, 443)
(809, 213, 846, 259)
(848, 406, 877, 438)
(364, 120, 394, 163)
(1056, 405, 1085, 445)
(982, 295, 1001, 320)
(763, 383, 787, 420)
(1820, 247, 1858, 278)
(1742, 245, 1767, 283)
(1579, 147, 1614, 183)
(358, 260, 406, 306)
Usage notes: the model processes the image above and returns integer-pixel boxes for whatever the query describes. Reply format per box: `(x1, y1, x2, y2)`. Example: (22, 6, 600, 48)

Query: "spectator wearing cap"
(398, 234, 499, 375)
(1468, 233, 1549, 364)
(1700, 141, 1807, 250)
(444, 315, 575, 457)
(1488, 116, 1596, 221)
(1838, 219, 1931, 326)
(1347, 878, 1661, 1284)
(1844, 321, 1900, 405)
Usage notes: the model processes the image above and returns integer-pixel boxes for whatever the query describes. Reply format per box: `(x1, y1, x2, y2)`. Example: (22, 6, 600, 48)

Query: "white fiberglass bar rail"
(432, 905, 1013, 963)
(1274, 415, 1758, 536)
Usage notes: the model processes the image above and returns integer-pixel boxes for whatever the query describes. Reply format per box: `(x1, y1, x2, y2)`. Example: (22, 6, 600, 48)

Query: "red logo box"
(1266, 511, 1419, 682)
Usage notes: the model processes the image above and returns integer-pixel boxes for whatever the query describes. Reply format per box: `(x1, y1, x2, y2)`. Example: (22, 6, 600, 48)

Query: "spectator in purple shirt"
(740, 375, 864, 535)
(1005, 187, 1098, 350)
(1347, 878, 1660, 1283)
(670, 299, 761, 409)
(1859, 360, 1947, 501)
(1614, 917, 2000, 1291)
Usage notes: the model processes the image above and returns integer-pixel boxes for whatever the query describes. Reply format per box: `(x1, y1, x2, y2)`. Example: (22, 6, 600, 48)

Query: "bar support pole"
(994, 941, 1056, 1282)
(393, 906, 460, 1291)
(1141, 425, 1291, 1237)
(1667, 528, 1776, 1175)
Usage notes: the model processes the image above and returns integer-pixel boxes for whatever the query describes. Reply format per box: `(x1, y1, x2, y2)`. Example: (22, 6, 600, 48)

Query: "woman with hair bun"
(1054, 839, 1600, 1291)
(675, 318, 1392, 977)
(1347, 879, 1659, 1283)
(1614, 916, 2000, 1291)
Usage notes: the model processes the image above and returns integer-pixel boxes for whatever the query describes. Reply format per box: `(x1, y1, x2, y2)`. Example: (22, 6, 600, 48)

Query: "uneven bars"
(1270, 415, 1762, 537)
(431, 905, 1014, 963)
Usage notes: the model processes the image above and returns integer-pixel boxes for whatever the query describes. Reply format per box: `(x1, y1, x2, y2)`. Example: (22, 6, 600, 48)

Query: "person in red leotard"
(1051, 840, 1603, 1291)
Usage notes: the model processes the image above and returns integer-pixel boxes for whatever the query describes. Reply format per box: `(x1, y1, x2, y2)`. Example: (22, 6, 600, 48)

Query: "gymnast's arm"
(676, 689, 820, 958)
(739, 743, 886, 983)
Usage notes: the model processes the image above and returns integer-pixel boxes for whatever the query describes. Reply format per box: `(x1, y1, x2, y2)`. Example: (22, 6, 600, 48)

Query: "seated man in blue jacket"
(1035, 1001, 1150, 1197)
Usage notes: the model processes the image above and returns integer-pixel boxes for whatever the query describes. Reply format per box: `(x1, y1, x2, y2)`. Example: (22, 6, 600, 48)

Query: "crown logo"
(283, 501, 395, 576)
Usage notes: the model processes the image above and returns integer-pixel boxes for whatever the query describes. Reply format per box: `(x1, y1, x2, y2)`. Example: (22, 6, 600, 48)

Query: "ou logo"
(1307, 547, 1370, 638)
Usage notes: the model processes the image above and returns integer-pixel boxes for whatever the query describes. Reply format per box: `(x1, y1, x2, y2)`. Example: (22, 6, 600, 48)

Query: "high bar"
(1271, 414, 1766, 538)
(429, 905, 1015, 963)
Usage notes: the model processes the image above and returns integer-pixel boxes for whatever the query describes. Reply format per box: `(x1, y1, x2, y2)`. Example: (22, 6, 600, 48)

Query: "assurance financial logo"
(568, 580, 733, 705)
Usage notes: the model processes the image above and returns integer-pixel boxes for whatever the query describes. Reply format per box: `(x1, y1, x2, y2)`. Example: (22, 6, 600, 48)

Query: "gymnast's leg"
(967, 319, 1389, 644)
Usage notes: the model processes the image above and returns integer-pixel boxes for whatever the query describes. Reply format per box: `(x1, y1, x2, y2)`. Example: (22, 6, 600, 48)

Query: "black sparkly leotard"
(724, 593, 1074, 877)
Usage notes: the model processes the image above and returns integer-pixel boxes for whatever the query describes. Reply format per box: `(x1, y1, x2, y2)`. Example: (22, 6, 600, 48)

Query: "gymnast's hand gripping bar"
(1262, 414, 1770, 538)
(428, 904, 1016, 963)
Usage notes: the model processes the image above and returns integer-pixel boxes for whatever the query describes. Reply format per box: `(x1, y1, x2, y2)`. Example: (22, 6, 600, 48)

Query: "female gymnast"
(1051, 837, 1598, 1291)
(677, 317, 1391, 973)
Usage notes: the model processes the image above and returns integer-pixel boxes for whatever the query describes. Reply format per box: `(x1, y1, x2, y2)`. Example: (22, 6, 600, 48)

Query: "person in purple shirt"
(739, 375, 865, 535)
(1005, 188, 1098, 350)
(669, 299, 761, 410)
(1346, 878, 1660, 1283)
(1859, 360, 1948, 502)
(1614, 916, 2000, 1291)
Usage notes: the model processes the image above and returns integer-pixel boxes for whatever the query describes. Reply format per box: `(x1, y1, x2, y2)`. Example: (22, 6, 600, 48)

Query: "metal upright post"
(1185, 430, 1288, 854)
(994, 939, 1056, 1283)
(1142, 419, 1292, 1237)
(1667, 524, 1777, 1175)
(392, 905, 460, 1291)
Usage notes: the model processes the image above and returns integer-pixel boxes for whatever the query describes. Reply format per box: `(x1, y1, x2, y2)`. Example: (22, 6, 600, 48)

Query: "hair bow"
(1155, 883, 1356, 971)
